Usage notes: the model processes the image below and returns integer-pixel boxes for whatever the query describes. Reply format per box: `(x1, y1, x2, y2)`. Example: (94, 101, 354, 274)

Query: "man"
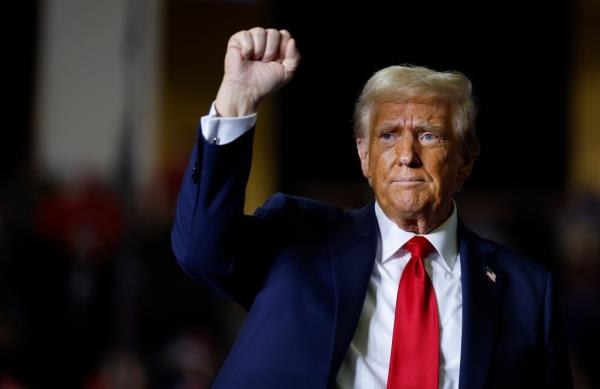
(171, 27, 572, 388)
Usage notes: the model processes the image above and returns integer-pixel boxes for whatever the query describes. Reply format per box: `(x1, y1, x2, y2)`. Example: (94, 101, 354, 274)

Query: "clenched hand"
(215, 27, 301, 117)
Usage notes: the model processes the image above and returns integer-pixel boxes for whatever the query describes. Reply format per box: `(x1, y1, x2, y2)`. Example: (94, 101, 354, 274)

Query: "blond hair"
(354, 65, 480, 165)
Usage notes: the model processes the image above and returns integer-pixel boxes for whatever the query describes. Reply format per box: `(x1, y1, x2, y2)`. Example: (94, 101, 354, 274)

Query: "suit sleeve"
(171, 126, 277, 310)
(543, 272, 573, 388)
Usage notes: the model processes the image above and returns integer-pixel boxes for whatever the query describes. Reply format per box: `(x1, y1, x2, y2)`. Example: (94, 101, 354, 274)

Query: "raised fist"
(215, 27, 301, 117)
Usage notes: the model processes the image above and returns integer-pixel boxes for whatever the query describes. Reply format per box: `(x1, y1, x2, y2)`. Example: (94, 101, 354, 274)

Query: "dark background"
(274, 2, 569, 193)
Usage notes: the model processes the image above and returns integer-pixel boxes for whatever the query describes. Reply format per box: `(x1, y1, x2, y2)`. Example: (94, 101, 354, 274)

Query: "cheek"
(370, 148, 395, 177)
(430, 155, 461, 190)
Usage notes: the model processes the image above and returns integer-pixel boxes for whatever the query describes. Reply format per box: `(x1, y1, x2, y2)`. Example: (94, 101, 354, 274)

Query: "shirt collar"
(374, 200, 458, 270)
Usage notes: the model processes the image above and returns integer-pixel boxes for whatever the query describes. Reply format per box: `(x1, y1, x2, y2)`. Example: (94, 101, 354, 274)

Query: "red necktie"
(387, 236, 439, 389)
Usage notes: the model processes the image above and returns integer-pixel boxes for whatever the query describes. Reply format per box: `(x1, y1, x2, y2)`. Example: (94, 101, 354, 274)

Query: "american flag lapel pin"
(485, 266, 497, 283)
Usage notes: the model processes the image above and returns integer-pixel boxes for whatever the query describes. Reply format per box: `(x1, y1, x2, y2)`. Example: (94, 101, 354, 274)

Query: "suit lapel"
(458, 222, 503, 389)
(326, 201, 378, 385)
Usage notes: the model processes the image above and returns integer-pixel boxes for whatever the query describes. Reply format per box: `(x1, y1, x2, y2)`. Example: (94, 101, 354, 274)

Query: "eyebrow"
(375, 122, 445, 133)
(415, 123, 445, 132)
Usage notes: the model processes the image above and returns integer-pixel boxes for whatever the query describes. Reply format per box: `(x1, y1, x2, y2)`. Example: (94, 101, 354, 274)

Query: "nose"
(396, 133, 421, 167)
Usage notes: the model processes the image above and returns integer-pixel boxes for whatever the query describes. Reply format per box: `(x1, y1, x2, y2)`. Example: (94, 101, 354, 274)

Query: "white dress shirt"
(199, 106, 462, 389)
(200, 102, 256, 145)
(336, 202, 462, 389)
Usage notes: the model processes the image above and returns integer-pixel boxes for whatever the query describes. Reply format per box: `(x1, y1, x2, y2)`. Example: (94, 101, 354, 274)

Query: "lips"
(390, 177, 428, 183)
(388, 177, 429, 188)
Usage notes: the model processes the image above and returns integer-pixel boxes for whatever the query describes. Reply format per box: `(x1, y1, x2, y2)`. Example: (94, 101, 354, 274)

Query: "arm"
(171, 28, 300, 309)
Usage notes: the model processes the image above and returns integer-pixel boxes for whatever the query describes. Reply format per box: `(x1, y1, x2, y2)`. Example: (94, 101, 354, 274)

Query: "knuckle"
(250, 26, 266, 37)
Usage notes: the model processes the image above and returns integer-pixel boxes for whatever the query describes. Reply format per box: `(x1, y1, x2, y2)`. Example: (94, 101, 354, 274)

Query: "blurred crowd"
(0, 166, 243, 389)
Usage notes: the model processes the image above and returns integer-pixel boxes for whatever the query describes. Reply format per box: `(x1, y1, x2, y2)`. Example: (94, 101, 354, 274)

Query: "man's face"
(357, 99, 472, 230)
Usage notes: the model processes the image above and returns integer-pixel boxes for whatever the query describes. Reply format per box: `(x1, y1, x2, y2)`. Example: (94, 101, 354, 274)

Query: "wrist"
(215, 82, 259, 117)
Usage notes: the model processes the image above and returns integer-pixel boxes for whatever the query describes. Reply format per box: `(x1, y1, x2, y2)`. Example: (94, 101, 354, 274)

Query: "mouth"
(389, 177, 428, 186)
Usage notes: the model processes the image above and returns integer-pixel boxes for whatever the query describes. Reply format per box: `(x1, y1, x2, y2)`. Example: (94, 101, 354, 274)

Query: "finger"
(236, 30, 253, 59)
(278, 29, 291, 64)
(282, 38, 300, 79)
(249, 27, 267, 60)
(263, 29, 282, 62)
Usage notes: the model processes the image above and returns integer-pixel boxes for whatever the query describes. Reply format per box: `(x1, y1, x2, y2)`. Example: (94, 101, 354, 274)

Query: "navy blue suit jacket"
(171, 129, 572, 388)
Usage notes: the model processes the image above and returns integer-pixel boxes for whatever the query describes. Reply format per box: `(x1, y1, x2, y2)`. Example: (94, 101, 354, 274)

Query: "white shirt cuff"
(200, 101, 257, 145)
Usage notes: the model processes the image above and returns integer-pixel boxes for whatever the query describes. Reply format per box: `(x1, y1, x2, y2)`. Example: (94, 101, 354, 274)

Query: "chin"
(392, 192, 430, 212)
(377, 186, 435, 215)
(384, 198, 429, 218)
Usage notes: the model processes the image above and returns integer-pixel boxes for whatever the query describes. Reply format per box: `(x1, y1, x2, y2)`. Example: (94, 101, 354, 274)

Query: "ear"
(456, 158, 474, 185)
(356, 137, 371, 180)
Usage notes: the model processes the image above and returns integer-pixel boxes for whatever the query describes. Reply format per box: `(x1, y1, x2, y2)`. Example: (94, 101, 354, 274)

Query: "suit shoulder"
(255, 192, 345, 220)
(253, 192, 359, 236)
(463, 226, 552, 277)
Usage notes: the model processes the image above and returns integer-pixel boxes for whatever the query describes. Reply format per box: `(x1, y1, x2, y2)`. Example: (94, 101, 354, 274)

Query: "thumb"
(282, 38, 301, 81)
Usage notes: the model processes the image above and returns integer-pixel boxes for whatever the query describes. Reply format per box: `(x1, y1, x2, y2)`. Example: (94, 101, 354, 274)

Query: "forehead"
(371, 99, 452, 131)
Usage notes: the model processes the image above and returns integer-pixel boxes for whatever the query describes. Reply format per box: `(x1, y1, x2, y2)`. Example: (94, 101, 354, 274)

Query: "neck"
(385, 202, 453, 234)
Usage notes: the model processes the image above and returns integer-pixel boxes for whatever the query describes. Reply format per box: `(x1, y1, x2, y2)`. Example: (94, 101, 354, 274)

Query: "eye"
(419, 132, 440, 144)
(381, 132, 396, 141)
